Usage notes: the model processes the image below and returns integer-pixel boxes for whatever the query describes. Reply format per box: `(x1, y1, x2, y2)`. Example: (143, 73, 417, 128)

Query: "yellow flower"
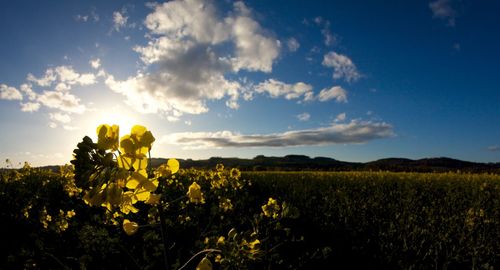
(131, 125, 155, 150)
(216, 236, 225, 246)
(66, 210, 76, 218)
(156, 159, 180, 177)
(123, 219, 139, 235)
(248, 239, 260, 250)
(96, 124, 119, 150)
(216, 163, 224, 172)
(230, 168, 241, 179)
(187, 182, 204, 204)
(262, 197, 280, 219)
(219, 198, 233, 212)
(196, 257, 212, 270)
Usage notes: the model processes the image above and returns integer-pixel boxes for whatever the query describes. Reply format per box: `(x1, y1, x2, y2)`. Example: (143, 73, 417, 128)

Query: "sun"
(83, 105, 141, 140)
(98, 110, 139, 135)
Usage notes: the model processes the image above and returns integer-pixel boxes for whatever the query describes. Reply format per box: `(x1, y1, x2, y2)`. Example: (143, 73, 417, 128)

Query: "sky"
(1, 0, 499, 167)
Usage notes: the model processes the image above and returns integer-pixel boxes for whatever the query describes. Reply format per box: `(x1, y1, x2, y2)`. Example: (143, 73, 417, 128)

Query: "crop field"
(2, 165, 499, 269)
(247, 171, 500, 269)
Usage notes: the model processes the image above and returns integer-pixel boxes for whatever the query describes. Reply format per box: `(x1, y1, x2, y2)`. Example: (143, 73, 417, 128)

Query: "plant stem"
(158, 201, 170, 270)
(177, 249, 222, 270)
(150, 151, 170, 270)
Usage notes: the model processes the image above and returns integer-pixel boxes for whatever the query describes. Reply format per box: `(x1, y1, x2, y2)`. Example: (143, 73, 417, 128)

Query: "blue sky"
(1, 0, 499, 166)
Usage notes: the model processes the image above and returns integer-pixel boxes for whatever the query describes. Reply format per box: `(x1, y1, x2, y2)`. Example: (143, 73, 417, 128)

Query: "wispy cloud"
(255, 79, 313, 101)
(487, 145, 500, 152)
(287, 37, 300, 52)
(75, 8, 99, 23)
(313, 16, 336, 46)
(112, 11, 128, 32)
(297, 112, 310, 121)
(322, 52, 361, 82)
(162, 120, 394, 149)
(334, 112, 346, 122)
(27, 66, 96, 87)
(429, 0, 457, 26)
(318, 86, 347, 103)
(89, 58, 101, 69)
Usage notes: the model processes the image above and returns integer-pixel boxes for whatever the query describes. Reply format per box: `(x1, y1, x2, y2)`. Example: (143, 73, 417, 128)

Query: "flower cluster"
(262, 197, 281, 219)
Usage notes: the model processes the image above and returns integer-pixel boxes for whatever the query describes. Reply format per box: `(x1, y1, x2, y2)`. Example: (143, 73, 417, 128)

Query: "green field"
(2, 166, 499, 269)
(247, 171, 500, 269)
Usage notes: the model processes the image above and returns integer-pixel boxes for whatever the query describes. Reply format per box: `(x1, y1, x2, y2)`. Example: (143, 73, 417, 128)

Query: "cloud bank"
(163, 120, 394, 149)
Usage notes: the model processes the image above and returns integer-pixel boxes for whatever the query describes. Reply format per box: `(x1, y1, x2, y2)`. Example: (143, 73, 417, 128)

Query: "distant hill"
(30, 155, 499, 174)
(148, 155, 500, 173)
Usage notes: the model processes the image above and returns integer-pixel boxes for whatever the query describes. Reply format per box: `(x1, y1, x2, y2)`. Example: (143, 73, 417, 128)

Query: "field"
(2, 165, 499, 269)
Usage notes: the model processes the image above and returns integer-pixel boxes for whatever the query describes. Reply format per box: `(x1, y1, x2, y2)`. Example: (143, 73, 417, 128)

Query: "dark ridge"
(146, 156, 500, 173)
(25, 155, 499, 174)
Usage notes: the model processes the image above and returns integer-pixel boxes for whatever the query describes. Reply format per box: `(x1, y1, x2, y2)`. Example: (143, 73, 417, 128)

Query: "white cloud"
(55, 83, 70, 92)
(56, 66, 96, 85)
(37, 91, 86, 113)
(75, 15, 89, 22)
(487, 145, 500, 152)
(27, 66, 96, 87)
(322, 52, 361, 82)
(49, 112, 71, 124)
(144, 0, 230, 44)
(287, 37, 300, 52)
(90, 58, 101, 69)
(27, 69, 56, 87)
(318, 86, 347, 103)
(163, 119, 394, 149)
(108, 0, 281, 118)
(297, 112, 310, 121)
(20, 102, 41, 112)
(313, 16, 336, 46)
(75, 9, 99, 23)
(334, 112, 346, 122)
(226, 3, 280, 72)
(20, 84, 37, 100)
(0, 84, 23, 100)
(429, 0, 457, 26)
(255, 79, 313, 100)
(113, 11, 128, 31)
(48, 122, 57, 129)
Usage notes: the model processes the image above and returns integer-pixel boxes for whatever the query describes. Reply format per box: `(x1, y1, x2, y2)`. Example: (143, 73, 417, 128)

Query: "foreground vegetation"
(2, 168, 499, 269)
(247, 171, 500, 269)
(1, 124, 499, 269)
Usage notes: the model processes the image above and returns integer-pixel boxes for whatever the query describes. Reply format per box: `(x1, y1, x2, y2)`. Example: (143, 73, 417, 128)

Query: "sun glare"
(83, 106, 140, 141)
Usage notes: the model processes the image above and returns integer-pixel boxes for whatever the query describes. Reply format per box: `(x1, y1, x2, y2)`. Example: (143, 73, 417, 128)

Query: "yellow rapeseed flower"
(123, 219, 139, 235)
(230, 168, 241, 179)
(96, 124, 119, 150)
(216, 163, 224, 172)
(187, 182, 204, 204)
(217, 236, 225, 246)
(156, 159, 180, 177)
(262, 197, 280, 219)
